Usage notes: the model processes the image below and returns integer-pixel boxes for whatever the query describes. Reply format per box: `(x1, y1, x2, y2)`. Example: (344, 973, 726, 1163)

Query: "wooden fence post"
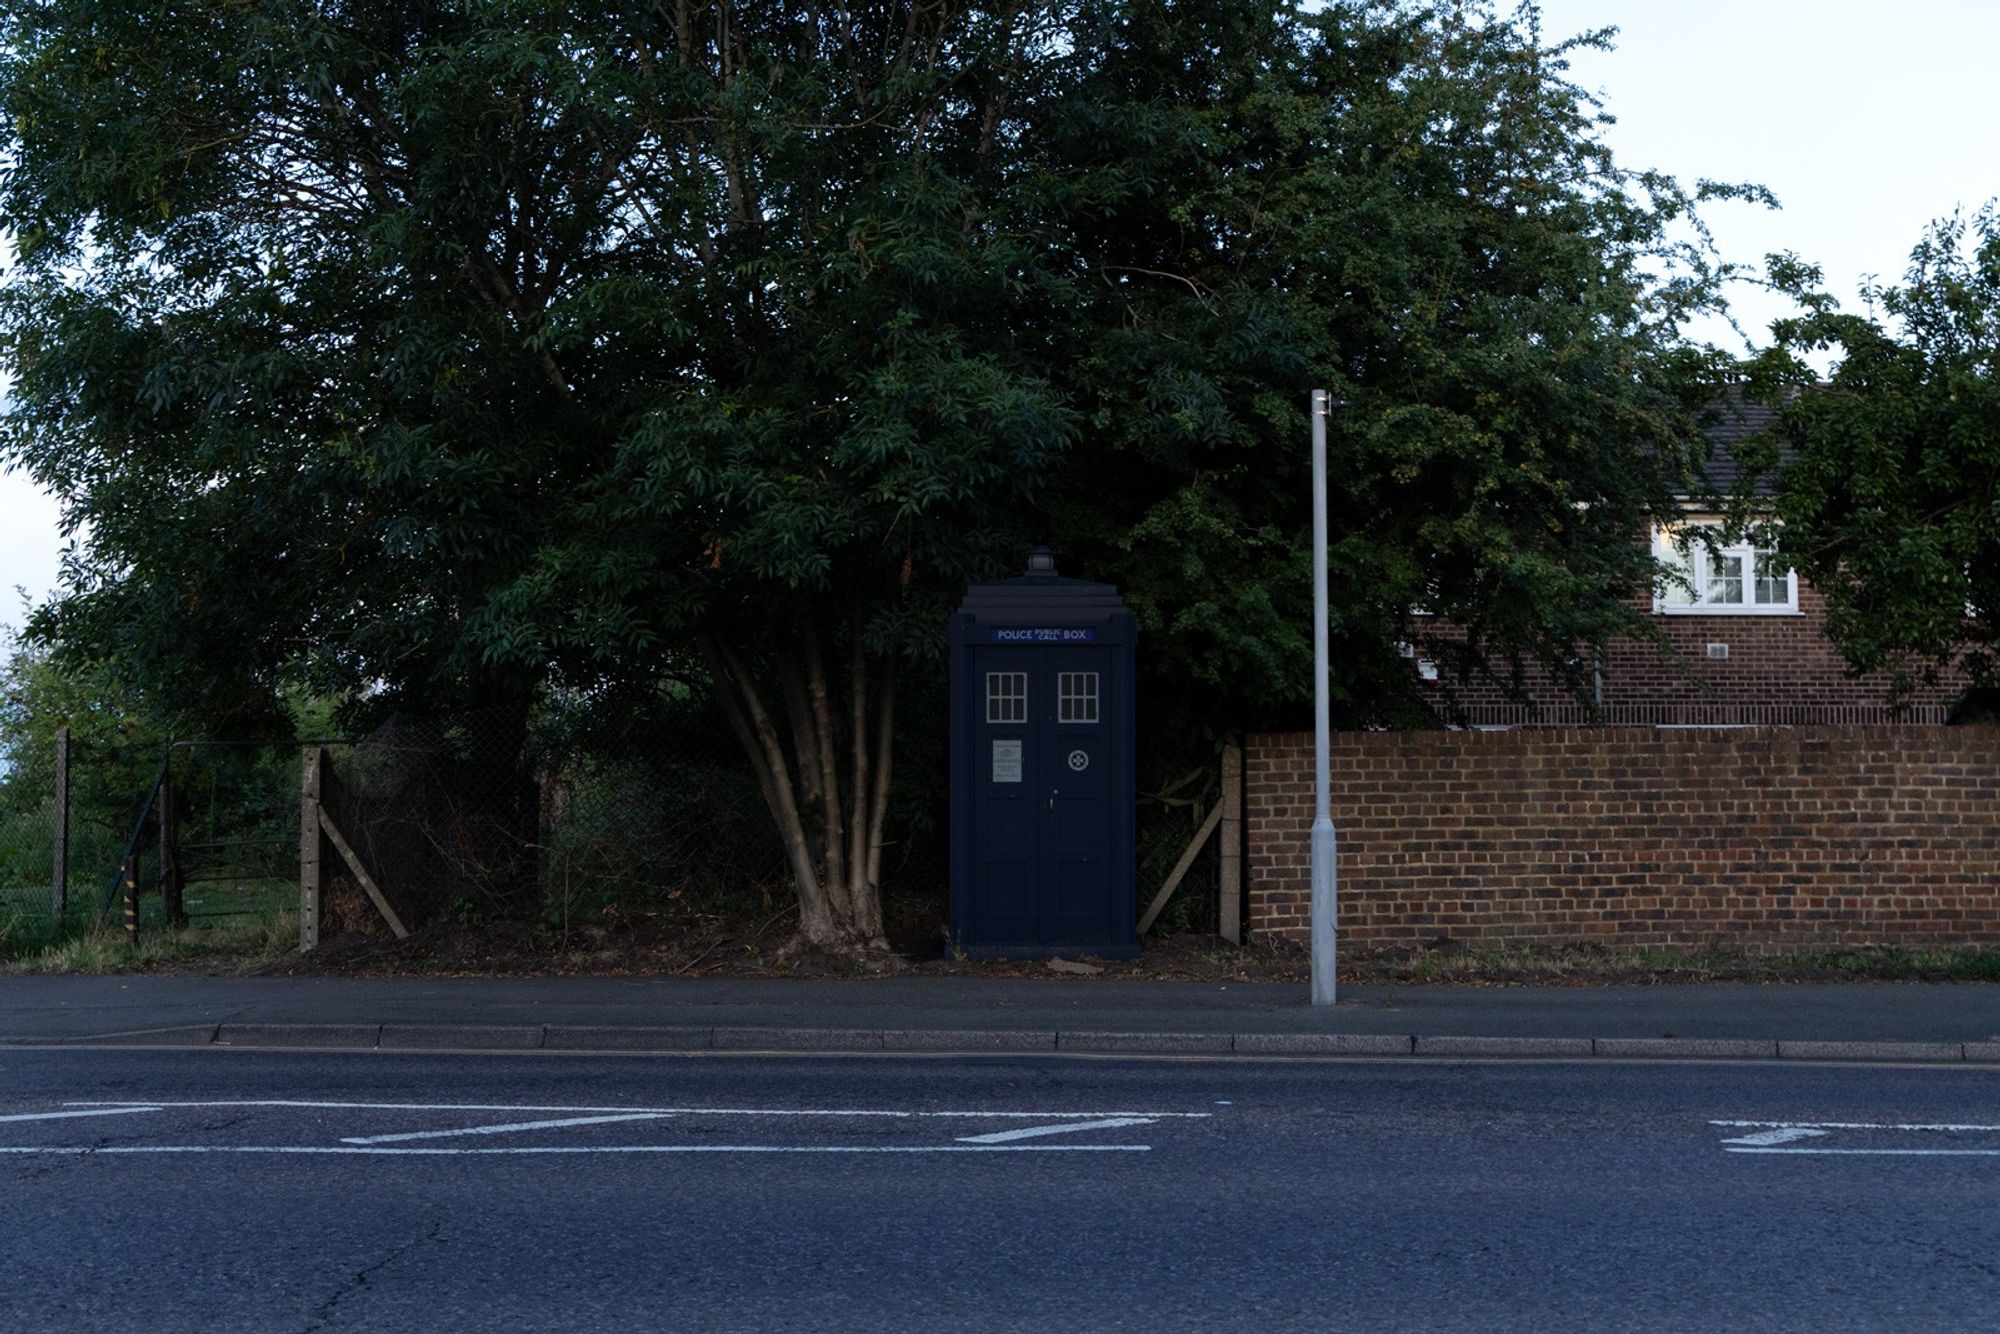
(1219, 742, 1243, 945)
(50, 728, 69, 922)
(300, 746, 323, 953)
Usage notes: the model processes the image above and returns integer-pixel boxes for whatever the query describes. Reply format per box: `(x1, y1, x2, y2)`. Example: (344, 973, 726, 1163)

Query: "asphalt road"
(2, 1049, 1997, 1333)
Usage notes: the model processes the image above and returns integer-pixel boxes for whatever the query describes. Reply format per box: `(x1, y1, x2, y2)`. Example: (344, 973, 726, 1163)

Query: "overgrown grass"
(0, 900, 72, 962)
(4, 909, 299, 975)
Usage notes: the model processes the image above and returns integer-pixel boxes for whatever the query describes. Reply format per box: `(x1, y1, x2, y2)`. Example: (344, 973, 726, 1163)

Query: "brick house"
(1242, 395, 1991, 953)
(1408, 393, 1966, 726)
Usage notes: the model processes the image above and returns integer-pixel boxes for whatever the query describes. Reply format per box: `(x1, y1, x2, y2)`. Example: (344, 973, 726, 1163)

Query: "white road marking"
(956, 1117, 1156, 1144)
(0, 1144, 1151, 1157)
(1711, 1120, 2000, 1133)
(1726, 1148, 2000, 1157)
(0, 1107, 162, 1124)
(341, 1113, 675, 1145)
(65, 1099, 1208, 1121)
(1720, 1127, 1830, 1147)
(1714, 1119, 2000, 1156)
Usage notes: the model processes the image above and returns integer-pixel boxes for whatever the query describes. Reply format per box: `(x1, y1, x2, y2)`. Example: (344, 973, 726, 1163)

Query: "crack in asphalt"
(298, 1220, 442, 1332)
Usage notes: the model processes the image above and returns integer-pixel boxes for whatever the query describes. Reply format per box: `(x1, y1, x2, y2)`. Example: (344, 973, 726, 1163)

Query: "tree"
(1740, 207, 2000, 705)
(1, 1, 1753, 952)
(2, 1, 1076, 953)
(1035, 1, 1758, 739)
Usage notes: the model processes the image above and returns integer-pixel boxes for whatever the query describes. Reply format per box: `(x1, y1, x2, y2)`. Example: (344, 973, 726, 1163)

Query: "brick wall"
(1245, 726, 2000, 951)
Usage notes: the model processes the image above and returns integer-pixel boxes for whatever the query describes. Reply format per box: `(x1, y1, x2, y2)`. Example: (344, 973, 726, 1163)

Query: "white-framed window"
(1653, 521, 1798, 615)
(985, 671, 1027, 724)
(1058, 671, 1099, 723)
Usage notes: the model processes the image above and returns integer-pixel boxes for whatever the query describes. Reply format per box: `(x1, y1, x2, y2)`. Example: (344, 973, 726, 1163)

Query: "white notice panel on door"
(991, 739, 1023, 783)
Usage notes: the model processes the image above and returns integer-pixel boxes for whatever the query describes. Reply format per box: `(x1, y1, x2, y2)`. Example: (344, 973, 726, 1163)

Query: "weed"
(8, 910, 299, 975)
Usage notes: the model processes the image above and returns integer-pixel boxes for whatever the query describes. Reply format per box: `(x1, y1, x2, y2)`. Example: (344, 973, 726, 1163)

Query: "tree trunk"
(703, 621, 898, 956)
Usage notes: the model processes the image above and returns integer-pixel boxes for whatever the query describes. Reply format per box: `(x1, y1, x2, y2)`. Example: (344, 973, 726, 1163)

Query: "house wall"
(1411, 580, 1963, 726)
(1245, 726, 2000, 950)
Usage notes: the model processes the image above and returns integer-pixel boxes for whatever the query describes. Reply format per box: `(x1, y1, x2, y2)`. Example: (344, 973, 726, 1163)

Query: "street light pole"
(1310, 389, 1338, 1007)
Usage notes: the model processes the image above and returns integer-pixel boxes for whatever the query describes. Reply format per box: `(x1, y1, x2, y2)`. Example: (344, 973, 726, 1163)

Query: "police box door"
(972, 649, 1115, 945)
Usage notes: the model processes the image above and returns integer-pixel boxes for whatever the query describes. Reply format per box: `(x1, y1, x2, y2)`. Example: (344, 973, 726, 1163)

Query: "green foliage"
(0, 632, 169, 868)
(0, 0, 1762, 910)
(1741, 207, 2000, 700)
(0, 1, 1078, 722)
(1036, 1, 1759, 736)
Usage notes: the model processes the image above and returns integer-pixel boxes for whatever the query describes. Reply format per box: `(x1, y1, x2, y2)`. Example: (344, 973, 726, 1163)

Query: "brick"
(1243, 725, 2000, 954)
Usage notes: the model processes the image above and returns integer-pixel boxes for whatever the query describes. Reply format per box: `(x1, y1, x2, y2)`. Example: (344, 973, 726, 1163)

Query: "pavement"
(5, 973, 2000, 1062)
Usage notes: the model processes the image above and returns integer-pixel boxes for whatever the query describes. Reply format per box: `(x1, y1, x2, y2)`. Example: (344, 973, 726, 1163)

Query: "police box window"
(1059, 671, 1099, 723)
(986, 671, 1027, 724)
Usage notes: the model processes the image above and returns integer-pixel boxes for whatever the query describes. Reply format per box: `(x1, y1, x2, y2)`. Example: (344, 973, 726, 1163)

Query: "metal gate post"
(121, 855, 139, 942)
(50, 728, 70, 922)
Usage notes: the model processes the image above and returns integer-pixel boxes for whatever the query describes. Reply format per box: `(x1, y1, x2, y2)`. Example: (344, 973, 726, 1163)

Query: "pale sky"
(2, 0, 1997, 638)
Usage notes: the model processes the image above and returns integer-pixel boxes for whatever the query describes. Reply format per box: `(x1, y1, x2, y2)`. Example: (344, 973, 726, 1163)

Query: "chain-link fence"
(1, 732, 153, 954)
(0, 729, 314, 960)
(314, 697, 795, 941)
(7, 693, 1233, 961)
(171, 743, 308, 929)
(0, 735, 67, 951)
(307, 692, 1228, 951)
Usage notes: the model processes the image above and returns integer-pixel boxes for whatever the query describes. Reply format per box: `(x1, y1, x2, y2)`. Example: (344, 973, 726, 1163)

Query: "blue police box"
(949, 548, 1137, 958)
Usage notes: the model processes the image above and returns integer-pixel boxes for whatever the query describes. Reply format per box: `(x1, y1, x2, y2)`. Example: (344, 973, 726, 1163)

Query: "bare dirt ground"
(258, 905, 2000, 986)
(268, 906, 1312, 981)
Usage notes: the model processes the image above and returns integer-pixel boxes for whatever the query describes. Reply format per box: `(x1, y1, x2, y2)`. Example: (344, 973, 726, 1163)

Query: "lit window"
(1654, 522, 1797, 614)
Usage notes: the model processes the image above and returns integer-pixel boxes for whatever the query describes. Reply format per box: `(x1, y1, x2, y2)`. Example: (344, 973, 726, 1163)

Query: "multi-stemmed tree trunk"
(700, 623, 898, 954)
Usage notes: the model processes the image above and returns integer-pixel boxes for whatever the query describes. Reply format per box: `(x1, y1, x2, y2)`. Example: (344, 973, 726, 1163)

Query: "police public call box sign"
(950, 550, 1137, 960)
(988, 627, 1098, 644)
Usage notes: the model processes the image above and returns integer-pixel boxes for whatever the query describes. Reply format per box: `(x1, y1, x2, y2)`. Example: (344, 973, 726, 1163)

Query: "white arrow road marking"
(1711, 1120, 2000, 1133)
(0, 1106, 162, 1124)
(956, 1117, 1156, 1144)
(1727, 1148, 2000, 1157)
(1720, 1127, 1830, 1147)
(1712, 1120, 2000, 1155)
(341, 1112, 676, 1145)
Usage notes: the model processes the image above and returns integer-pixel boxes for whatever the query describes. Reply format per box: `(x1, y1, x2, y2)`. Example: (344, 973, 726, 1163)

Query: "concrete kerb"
(217, 1023, 384, 1050)
(543, 1026, 714, 1052)
(3, 1026, 1998, 1063)
(1592, 1037, 1778, 1061)
(1775, 1039, 1968, 1063)
(1057, 1031, 1232, 1054)
(378, 1024, 547, 1051)
(3, 1024, 223, 1048)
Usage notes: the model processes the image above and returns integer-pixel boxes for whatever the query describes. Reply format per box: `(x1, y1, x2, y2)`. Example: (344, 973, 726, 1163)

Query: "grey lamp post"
(1310, 390, 1340, 1006)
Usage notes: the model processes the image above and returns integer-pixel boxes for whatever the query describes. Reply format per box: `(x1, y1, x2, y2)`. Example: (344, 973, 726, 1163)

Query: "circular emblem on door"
(1067, 749, 1090, 772)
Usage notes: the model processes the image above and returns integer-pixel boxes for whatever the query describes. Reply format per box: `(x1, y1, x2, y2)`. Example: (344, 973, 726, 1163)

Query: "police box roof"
(955, 547, 1133, 627)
